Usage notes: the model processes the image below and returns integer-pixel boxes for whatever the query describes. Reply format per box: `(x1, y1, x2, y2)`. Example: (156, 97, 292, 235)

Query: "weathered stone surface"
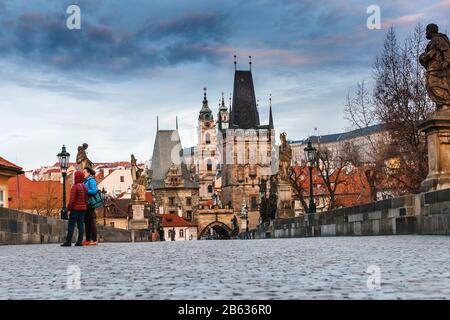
(0, 207, 133, 245)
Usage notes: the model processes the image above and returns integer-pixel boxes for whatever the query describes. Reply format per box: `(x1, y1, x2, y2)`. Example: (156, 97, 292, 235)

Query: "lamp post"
(57, 145, 70, 220)
(304, 140, 317, 214)
(101, 187, 108, 226)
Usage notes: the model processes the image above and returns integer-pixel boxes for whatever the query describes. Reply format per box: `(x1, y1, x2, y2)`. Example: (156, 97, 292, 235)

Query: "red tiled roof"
(0, 156, 23, 172)
(161, 214, 197, 227)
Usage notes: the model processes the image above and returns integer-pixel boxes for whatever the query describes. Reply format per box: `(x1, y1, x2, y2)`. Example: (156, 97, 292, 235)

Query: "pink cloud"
(381, 13, 424, 28)
(198, 45, 334, 66)
(430, 0, 450, 9)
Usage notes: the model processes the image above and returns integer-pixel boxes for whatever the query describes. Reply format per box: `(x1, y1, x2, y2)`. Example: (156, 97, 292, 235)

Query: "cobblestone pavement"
(1, 236, 450, 299)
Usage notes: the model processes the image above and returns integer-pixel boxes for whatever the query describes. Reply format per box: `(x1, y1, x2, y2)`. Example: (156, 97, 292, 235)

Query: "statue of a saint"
(278, 132, 292, 181)
(419, 23, 450, 110)
(76, 143, 93, 170)
(131, 168, 148, 201)
(131, 154, 138, 182)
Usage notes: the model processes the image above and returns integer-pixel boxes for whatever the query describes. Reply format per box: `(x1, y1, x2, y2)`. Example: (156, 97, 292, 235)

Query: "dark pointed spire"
(219, 92, 227, 111)
(269, 94, 274, 129)
(199, 87, 213, 121)
(249, 55, 252, 71)
(234, 55, 237, 71)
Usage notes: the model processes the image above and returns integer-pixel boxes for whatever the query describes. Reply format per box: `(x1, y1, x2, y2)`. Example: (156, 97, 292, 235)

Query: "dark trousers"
(66, 211, 85, 243)
(85, 206, 97, 241)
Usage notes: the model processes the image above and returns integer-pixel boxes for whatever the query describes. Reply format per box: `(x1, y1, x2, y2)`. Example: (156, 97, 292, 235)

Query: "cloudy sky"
(0, 0, 448, 170)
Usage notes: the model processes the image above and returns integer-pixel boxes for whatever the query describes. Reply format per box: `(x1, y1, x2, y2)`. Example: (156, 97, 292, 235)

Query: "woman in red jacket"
(61, 171, 88, 247)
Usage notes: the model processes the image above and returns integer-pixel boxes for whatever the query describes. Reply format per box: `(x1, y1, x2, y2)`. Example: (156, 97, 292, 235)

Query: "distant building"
(98, 168, 133, 199)
(0, 156, 23, 208)
(149, 129, 199, 220)
(289, 124, 387, 165)
(161, 214, 198, 241)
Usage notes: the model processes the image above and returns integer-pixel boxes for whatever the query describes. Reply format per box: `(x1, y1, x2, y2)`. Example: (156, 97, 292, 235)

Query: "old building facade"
(149, 129, 199, 221)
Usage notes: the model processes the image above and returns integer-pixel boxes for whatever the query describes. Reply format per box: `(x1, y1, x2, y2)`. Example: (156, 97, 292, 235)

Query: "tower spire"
(199, 87, 213, 121)
(269, 94, 274, 129)
(234, 55, 237, 71)
(249, 55, 252, 71)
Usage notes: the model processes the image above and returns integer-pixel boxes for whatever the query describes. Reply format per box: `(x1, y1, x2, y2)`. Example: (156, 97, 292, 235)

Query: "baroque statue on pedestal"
(76, 143, 93, 170)
(278, 132, 292, 181)
(419, 23, 450, 110)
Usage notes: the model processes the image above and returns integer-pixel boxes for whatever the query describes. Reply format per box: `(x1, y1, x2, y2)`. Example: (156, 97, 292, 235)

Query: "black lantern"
(57, 145, 70, 220)
(304, 140, 317, 213)
(304, 140, 317, 168)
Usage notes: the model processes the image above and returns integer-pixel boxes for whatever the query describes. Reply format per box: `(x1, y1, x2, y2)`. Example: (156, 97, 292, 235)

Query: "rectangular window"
(186, 197, 192, 206)
(0, 189, 4, 207)
(169, 197, 175, 206)
(186, 211, 192, 220)
(251, 196, 258, 210)
(179, 229, 184, 238)
(120, 176, 125, 183)
(110, 222, 115, 228)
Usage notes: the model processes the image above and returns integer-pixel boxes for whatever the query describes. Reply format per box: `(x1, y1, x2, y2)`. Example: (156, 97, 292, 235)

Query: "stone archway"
(199, 221, 232, 240)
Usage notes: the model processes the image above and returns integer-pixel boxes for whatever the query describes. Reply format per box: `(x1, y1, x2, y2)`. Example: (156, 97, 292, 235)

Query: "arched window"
(207, 185, 213, 193)
(207, 159, 212, 171)
(205, 133, 211, 144)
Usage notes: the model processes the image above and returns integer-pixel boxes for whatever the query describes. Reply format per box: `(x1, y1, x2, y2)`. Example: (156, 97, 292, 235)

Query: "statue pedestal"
(129, 201, 148, 230)
(276, 180, 295, 219)
(419, 108, 450, 192)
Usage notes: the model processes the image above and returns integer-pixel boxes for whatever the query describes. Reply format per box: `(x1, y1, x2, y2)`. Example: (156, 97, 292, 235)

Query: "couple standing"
(61, 167, 99, 247)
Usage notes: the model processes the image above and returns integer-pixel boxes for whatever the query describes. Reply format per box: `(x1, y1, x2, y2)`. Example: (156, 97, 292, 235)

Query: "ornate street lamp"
(57, 145, 70, 220)
(304, 140, 317, 213)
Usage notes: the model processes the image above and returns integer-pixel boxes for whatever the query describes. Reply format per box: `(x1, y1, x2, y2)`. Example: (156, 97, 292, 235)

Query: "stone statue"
(268, 176, 278, 220)
(131, 165, 148, 202)
(419, 23, 450, 110)
(278, 132, 292, 181)
(76, 143, 93, 170)
(131, 154, 138, 182)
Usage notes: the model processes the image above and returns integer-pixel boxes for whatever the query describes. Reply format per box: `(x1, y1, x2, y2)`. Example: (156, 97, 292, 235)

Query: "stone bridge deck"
(1, 236, 449, 299)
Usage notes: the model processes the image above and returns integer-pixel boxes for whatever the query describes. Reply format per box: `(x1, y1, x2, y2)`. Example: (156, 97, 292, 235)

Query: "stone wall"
(0, 207, 132, 245)
(242, 188, 450, 239)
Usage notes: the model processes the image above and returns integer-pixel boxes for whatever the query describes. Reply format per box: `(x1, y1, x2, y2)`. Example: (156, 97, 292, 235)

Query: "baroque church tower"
(196, 88, 219, 204)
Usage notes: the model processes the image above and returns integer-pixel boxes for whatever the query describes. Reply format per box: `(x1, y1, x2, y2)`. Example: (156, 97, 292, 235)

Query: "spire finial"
(234, 55, 237, 70)
(176, 116, 178, 130)
(269, 94, 274, 130)
(157, 115, 159, 131)
(203, 87, 208, 104)
(249, 55, 252, 71)
(229, 93, 232, 107)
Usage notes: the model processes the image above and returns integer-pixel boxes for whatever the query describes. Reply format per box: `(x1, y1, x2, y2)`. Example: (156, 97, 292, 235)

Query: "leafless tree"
(289, 165, 309, 213)
(31, 181, 60, 217)
(316, 144, 354, 211)
(345, 23, 433, 195)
